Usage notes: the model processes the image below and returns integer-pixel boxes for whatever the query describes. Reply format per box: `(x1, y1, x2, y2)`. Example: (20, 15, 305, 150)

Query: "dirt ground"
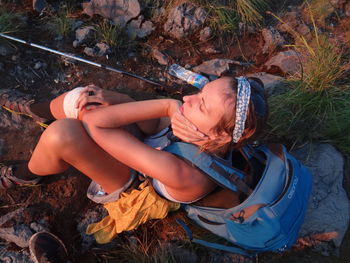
(1, 1, 349, 262)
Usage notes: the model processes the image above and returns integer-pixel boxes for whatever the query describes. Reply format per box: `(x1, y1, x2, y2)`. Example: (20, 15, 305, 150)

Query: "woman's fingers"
(76, 86, 104, 110)
(171, 110, 208, 142)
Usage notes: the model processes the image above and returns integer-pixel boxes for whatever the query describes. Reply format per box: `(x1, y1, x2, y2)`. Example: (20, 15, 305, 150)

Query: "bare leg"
(49, 93, 67, 120)
(28, 119, 131, 193)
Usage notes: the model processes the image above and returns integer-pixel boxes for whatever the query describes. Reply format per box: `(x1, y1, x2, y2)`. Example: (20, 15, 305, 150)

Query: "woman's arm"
(77, 86, 171, 135)
(82, 99, 192, 188)
(82, 99, 179, 132)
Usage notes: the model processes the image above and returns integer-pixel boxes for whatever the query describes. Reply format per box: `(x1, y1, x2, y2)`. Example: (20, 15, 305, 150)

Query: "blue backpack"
(163, 142, 312, 256)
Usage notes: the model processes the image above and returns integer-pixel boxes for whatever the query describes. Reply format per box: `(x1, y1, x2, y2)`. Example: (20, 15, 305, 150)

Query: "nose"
(183, 94, 197, 106)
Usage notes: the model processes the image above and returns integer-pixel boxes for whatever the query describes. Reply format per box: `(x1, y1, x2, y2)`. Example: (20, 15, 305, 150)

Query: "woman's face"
(180, 77, 234, 137)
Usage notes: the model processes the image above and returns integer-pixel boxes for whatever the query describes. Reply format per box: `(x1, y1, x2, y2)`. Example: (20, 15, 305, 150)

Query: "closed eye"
(200, 98, 206, 113)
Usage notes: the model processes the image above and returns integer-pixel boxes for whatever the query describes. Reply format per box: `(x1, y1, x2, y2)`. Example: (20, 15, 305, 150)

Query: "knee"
(41, 119, 85, 149)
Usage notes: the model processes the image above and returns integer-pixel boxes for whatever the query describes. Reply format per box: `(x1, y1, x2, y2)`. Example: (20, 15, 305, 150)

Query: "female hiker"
(0, 76, 267, 205)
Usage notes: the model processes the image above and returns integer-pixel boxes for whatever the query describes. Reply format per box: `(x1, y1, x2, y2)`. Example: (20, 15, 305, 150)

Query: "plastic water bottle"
(168, 64, 209, 89)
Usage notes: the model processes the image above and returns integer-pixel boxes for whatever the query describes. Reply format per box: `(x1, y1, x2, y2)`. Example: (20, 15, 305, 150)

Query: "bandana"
(232, 77, 251, 143)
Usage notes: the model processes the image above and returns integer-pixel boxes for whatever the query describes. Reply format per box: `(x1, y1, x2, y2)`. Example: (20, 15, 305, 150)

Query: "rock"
(82, 0, 141, 27)
(76, 206, 107, 251)
(199, 26, 212, 41)
(0, 62, 4, 72)
(29, 221, 50, 233)
(261, 27, 285, 54)
(330, 0, 347, 8)
(127, 15, 155, 39)
(264, 50, 301, 75)
(345, 2, 350, 16)
(293, 144, 350, 254)
(277, 10, 310, 36)
(71, 20, 84, 31)
(84, 43, 111, 57)
(247, 72, 286, 96)
(0, 248, 34, 263)
(73, 26, 95, 48)
(201, 47, 221, 55)
(0, 224, 33, 248)
(34, 61, 44, 70)
(193, 59, 239, 76)
(33, 0, 49, 13)
(0, 112, 22, 130)
(151, 49, 169, 65)
(164, 3, 207, 39)
(0, 44, 16, 57)
(296, 23, 310, 36)
(239, 22, 256, 34)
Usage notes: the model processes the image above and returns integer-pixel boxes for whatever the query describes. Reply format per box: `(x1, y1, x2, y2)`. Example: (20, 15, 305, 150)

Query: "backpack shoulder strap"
(163, 142, 253, 195)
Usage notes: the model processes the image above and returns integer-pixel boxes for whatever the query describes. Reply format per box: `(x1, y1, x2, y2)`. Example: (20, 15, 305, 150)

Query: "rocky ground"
(0, 0, 349, 262)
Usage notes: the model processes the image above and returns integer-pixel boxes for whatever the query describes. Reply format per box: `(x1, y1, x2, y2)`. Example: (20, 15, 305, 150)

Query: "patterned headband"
(232, 76, 251, 143)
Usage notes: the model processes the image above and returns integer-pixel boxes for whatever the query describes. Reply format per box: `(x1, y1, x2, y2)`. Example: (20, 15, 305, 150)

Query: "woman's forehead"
(203, 79, 234, 113)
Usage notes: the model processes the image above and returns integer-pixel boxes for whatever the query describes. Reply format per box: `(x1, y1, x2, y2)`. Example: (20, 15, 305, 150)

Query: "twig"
(0, 203, 24, 209)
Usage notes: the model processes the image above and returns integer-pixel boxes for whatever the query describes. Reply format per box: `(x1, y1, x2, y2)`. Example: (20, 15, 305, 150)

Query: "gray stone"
(0, 62, 4, 72)
(34, 61, 43, 69)
(0, 112, 21, 130)
(0, 224, 33, 248)
(293, 144, 350, 253)
(264, 50, 301, 75)
(127, 15, 155, 39)
(0, 44, 16, 57)
(261, 27, 285, 54)
(151, 49, 169, 65)
(164, 3, 207, 39)
(73, 26, 95, 48)
(84, 43, 111, 57)
(71, 20, 84, 31)
(32, 0, 49, 13)
(0, 247, 34, 263)
(199, 26, 212, 41)
(29, 221, 50, 233)
(247, 72, 286, 96)
(193, 59, 238, 76)
(76, 206, 107, 251)
(82, 0, 141, 27)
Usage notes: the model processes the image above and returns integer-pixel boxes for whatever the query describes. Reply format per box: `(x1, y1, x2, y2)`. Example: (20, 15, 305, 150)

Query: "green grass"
(95, 20, 136, 52)
(235, 0, 269, 25)
(46, 3, 74, 37)
(267, 4, 350, 154)
(268, 84, 350, 152)
(0, 8, 23, 34)
(96, 20, 124, 49)
(194, 0, 269, 36)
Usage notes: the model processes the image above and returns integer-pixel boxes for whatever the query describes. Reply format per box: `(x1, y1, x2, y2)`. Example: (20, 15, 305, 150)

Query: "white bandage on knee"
(63, 87, 85, 119)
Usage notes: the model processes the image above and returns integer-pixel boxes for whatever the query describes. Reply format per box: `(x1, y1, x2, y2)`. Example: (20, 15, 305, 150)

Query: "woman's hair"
(200, 76, 268, 155)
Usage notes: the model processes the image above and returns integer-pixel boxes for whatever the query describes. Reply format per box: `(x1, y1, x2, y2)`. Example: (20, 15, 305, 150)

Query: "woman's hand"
(76, 85, 132, 111)
(170, 104, 208, 143)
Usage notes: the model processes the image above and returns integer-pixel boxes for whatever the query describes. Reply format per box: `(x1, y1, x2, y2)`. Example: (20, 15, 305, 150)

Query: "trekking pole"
(0, 33, 165, 87)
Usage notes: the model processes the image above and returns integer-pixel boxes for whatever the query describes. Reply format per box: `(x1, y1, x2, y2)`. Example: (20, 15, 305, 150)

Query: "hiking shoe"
(0, 163, 41, 189)
(29, 231, 69, 263)
(0, 89, 48, 123)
